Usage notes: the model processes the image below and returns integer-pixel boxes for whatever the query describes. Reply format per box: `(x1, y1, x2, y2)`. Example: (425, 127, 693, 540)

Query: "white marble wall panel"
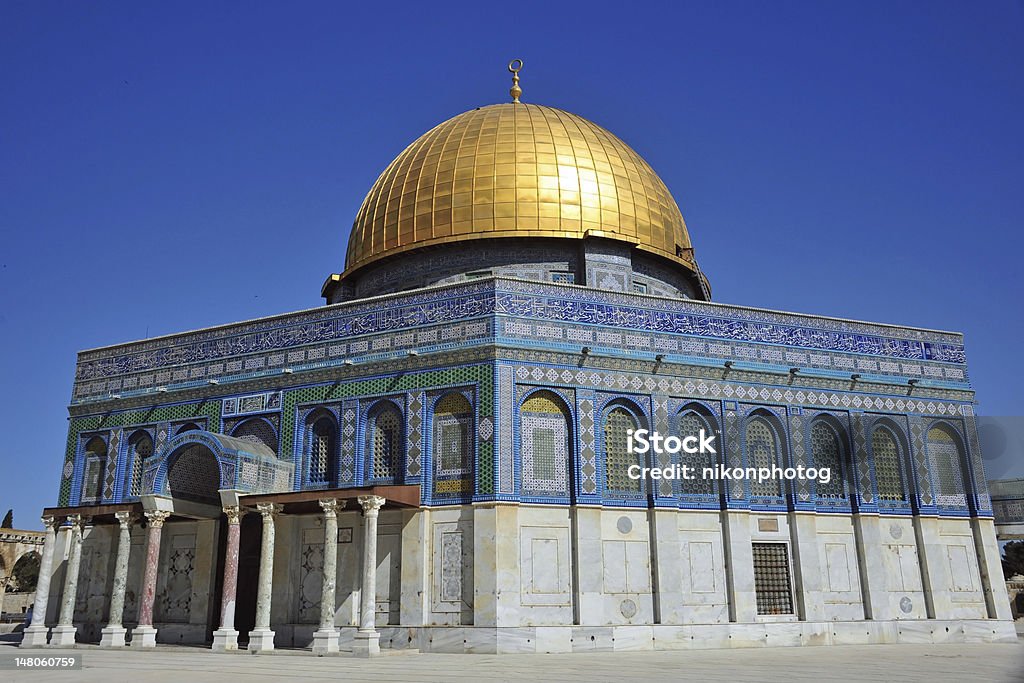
(676, 512, 728, 624)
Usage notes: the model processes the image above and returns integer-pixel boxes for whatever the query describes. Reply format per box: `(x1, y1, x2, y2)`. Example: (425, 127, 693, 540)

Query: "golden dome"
(343, 103, 699, 278)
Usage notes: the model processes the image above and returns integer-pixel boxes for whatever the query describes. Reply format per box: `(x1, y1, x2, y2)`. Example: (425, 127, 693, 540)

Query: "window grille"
(129, 432, 153, 497)
(676, 411, 716, 496)
(371, 406, 402, 481)
(872, 427, 906, 503)
(747, 418, 783, 498)
(604, 407, 641, 493)
(753, 543, 794, 615)
(232, 418, 278, 454)
(811, 422, 845, 499)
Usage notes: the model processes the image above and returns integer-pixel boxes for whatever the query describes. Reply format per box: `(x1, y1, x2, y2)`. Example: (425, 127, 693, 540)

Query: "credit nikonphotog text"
(625, 428, 832, 485)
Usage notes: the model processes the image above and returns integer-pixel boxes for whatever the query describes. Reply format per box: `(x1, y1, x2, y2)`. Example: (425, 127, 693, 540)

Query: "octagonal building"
(21, 70, 1016, 654)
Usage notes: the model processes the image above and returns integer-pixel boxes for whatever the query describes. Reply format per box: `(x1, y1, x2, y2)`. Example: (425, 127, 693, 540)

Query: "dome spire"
(508, 59, 523, 103)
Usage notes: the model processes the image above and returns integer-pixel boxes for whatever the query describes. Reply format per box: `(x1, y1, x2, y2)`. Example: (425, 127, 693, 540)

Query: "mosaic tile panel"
(497, 365, 514, 494)
(60, 400, 221, 505)
(909, 416, 935, 508)
(788, 414, 811, 505)
(103, 428, 121, 502)
(407, 391, 424, 480)
(964, 415, 992, 512)
(850, 412, 874, 507)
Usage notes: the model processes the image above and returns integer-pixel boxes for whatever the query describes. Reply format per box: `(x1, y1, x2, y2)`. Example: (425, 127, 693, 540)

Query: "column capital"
(65, 514, 83, 530)
(41, 515, 57, 531)
(357, 495, 386, 514)
(223, 505, 244, 524)
(114, 510, 137, 529)
(255, 502, 281, 518)
(318, 498, 346, 518)
(144, 510, 171, 529)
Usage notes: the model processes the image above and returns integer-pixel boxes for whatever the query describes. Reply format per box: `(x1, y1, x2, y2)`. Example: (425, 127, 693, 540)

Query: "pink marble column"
(131, 509, 169, 648)
(212, 505, 243, 651)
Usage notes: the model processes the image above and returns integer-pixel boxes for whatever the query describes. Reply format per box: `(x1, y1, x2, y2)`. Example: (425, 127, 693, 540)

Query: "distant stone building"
(22, 66, 1016, 654)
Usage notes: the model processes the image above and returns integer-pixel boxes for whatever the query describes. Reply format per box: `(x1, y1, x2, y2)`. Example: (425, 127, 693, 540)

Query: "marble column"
(100, 512, 136, 647)
(248, 503, 280, 653)
(212, 505, 244, 651)
(131, 509, 170, 647)
(20, 516, 58, 648)
(312, 499, 345, 655)
(353, 495, 385, 657)
(49, 515, 84, 647)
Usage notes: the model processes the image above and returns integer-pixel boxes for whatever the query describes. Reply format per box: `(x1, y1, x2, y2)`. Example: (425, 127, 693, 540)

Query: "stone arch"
(164, 443, 222, 504)
(7, 550, 41, 593)
(231, 417, 279, 454)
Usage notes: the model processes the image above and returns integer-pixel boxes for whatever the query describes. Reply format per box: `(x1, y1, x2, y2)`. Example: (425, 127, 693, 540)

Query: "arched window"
(675, 409, 717, 496)
(746, 417, 783, 498)
(367, 403, 403, 483)
(927, 424, 967, 506)
(232, 418, 279, 454)
(872, 425, 906, 503)
(810, 421, 846, 500)
(433, 393, 473, 495)
(306, 413, 338, 486)
(604, 405, 641, 495)
(520, 391, 571, 498)
(128, 431, 154, 497)
(82, 436, 107, 503)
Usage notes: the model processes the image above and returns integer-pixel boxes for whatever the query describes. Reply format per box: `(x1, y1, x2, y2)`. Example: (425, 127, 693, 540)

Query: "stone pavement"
(1, 640, 1023, 683)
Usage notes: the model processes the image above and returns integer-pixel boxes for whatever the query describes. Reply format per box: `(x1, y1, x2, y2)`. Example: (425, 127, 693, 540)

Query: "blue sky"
(1, 2, 1021, 529)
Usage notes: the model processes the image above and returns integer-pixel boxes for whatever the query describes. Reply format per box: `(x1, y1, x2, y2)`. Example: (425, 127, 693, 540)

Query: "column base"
(247, 628, 275, 653)
(211, 628, 239, 652)
(352, 630, 380, 657)
(99, 626, 128, 648)
(311, 627, 339, 655)
(48, 625, 78, 647)
(19, 625, 51, 648)
(130, 626, 158, 648)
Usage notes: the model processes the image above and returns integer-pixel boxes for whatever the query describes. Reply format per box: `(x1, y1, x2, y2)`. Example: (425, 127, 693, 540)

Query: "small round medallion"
(620, 599, 637, 618)
(616, 516, 633, 534)
(900, 597, 913, 613)
(889, 524, 903, 540)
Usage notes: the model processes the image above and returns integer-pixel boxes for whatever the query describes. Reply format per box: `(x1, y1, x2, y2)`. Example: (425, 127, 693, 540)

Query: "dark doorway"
(208, 516, 228, 642)
(234, 513, 263, 643)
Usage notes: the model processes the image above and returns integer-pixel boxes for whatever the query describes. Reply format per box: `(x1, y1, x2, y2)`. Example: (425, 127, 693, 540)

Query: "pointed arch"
(871, 420, 909, 505)
(926, 421, 969, 508)
(744, 410, 786, 499)
(366, 400, 404, 485)
(81, 435, 107, 503)
(432, 392, 474, 497)
(602, 398, 647, 497)
(126, 430, 154, 498)
(673, 403, 719, 498)
(809, 416, 849, 503)
(520, 389, 573, 498)
(231, 417, 279, 455)
(305, 408, 338, 486)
